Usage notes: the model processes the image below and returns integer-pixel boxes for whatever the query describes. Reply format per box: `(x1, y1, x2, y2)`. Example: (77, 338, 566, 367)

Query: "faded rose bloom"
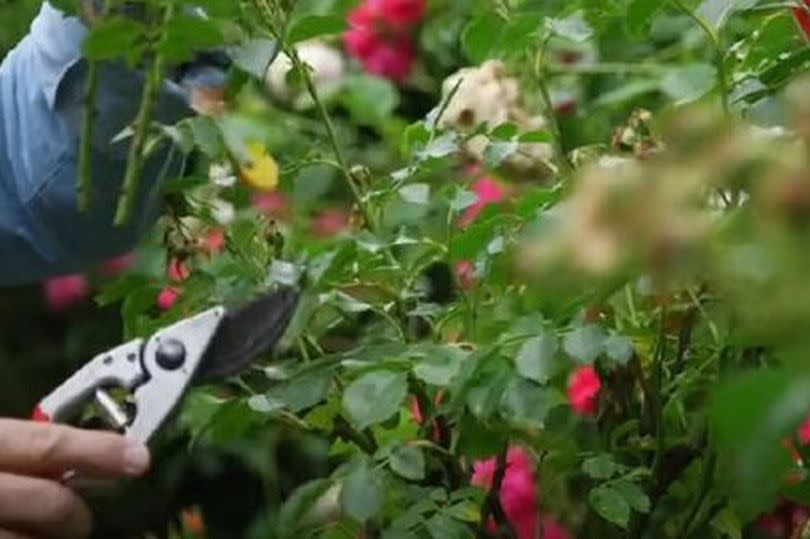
(567, 366, 601, 416)
(44, 274, 89, 313)
(471, 446, 570, 539)
(435, 60, 553, 176)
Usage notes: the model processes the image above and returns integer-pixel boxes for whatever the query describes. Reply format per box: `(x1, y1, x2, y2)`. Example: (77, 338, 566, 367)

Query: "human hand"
(0, 419, 150, 539)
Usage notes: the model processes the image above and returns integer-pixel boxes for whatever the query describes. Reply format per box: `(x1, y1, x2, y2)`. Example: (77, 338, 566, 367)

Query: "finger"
(0, 472, 91, 539)
(0, 531, 35, 539)
(0, 419, 149, 478)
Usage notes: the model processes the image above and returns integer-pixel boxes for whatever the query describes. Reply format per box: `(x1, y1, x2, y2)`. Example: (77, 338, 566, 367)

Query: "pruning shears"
(31, 286, 299, 481)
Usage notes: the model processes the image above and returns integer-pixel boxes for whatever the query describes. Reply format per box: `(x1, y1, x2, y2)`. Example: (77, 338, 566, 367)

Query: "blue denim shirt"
(0, 3, 222, 285)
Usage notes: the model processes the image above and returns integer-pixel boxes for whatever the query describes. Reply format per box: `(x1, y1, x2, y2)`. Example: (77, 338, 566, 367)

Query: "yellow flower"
(240, 142, 279, 191)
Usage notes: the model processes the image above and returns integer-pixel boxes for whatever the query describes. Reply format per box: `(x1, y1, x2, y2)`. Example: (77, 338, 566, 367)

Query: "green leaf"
(342, 370, 408, 430)
(399, 183, 431, 205)
(660, 63, 717, 105)
(709, 370, 810, 520)
(563, 324, 607, 364)
(426, 513, 473, 539)
(274, 366, 333, 413)
(589, 484, 631, 528)
(462, 12, 506, 62)
(389, 445, 426, 481)
(514, 332, 560, 384)
(483, 140, 519, 167)
(230, 38, 280, 79)
(341, 75, 399, 128)
(450, 187, 478, 212)
(582, 454, 622, 480)
(500, 377, 565, 429)
(277, 479, 333, 537)
(287, 14, 346, 44)
(82, 17, 146, 61)
(711, 506, 742, 539)
(604, 335, 634, 365)
(627, 0, 662, 37)
(546, 13, 594, 43)
(612, 479, 651, 513)
(341, 459, 384, 522)
(159, 15, 224, 63)
(413, 346, 468, 386)
(697, 0, 758, 31)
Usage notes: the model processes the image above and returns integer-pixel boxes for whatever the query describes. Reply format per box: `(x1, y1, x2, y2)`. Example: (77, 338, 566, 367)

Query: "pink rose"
(204, 228, 226, 255)
(343, 0, 421, 82)
(252, 192, 290, 220)
(311, 209, 350, 238)
(156, 287, 181, 311)
(168, 257, 190, 283)
(43, 274, 89, 313)
(99, 253, 134, 277)
(458, 177, 507, 228)
(567, 366, 601, 416)
(799, 417, 810, 445)
(471, 447, 570, 539)
(454, 260, 476, 290)
(369, 0, 426, 27)
(359, 36, 416, 82)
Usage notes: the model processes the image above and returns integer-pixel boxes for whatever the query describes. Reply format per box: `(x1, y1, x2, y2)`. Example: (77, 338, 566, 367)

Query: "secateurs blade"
(32, 285, 300, 445)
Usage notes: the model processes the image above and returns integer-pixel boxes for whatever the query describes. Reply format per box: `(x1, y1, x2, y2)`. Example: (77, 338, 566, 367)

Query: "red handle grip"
(31, 406, 51, 423)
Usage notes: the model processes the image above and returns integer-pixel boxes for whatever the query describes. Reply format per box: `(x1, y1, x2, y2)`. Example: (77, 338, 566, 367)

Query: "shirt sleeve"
(0, 2, 199, 285)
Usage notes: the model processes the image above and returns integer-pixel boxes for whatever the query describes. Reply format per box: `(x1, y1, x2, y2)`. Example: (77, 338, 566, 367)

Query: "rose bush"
(10, 0, 810, 538)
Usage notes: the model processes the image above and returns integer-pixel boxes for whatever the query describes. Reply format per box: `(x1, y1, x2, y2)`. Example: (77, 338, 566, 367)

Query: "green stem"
(669, 0, 730, 116)
(77, 0, 114, 213)
(534, 42, 573, 173)
(113, 5, 173, 226)
(548, 62, 668, 76)
(77, 61, 99, 213)
(677, 451, 716, 538)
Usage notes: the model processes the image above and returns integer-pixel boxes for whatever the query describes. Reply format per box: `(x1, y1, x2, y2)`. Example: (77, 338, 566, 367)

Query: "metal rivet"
(155, 338, 186, 370)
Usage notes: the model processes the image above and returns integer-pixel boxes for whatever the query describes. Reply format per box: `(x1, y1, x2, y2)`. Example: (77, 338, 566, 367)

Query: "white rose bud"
(265, 40, 346, 108)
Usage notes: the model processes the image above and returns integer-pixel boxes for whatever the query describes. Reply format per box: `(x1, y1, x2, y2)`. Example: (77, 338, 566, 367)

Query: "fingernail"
(123, 442, 151, 475)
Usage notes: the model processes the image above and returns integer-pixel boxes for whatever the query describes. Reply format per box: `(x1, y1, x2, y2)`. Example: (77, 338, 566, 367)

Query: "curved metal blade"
(194, 286, 300, 384)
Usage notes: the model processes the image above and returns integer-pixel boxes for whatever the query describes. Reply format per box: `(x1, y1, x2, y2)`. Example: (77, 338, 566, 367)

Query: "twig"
(333, 415, 378, 455)
(479, 445, 517, 539)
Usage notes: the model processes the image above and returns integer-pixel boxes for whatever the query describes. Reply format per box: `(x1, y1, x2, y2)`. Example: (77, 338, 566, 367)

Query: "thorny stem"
(114, 4, 173, 226)
(479, 445, 517, 539)
(251, 0, 398, 271)
(534, 40, 573, 173)
(334, 415, 378, 455)
(669, 0, 731, 116)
